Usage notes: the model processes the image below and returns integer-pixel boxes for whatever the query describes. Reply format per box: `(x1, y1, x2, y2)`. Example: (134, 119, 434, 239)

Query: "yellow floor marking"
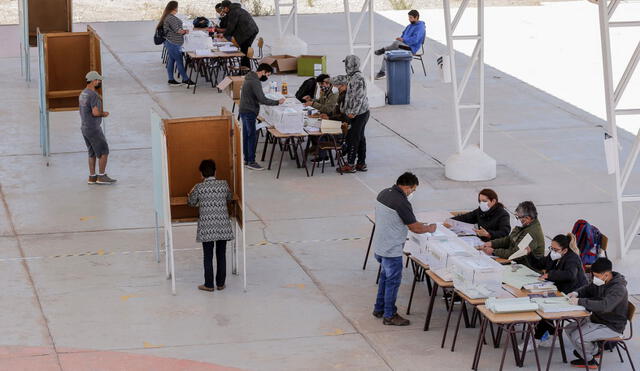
(284, 284, 305, 289)
(79, 216, 95, 221)
(120, 294, 139, 302)
(96, 249, 106, 256)
(143, 341, 163, 348)
(323, 328, 345, 336)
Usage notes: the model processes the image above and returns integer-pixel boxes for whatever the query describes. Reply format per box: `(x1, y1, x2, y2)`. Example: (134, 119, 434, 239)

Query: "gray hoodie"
(342, 55, 369, 117)
(577, 272, 628, 333)
(239, 72, 279, 115)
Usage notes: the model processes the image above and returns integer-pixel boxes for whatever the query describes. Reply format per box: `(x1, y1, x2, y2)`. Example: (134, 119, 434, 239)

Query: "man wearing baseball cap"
(79, 71, 116, 184)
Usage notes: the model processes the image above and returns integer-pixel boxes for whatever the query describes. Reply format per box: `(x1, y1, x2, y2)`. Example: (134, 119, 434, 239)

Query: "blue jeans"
(240, 112, 257, 163)
(374, 254, 403, 318)
(164, 40, 189, 81)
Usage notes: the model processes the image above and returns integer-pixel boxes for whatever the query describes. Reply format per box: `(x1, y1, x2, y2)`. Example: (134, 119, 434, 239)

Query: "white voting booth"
(151, 109, 246, 294)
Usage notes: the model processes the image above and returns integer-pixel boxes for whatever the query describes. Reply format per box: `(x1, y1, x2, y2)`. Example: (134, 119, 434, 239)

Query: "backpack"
(295, 78, 317, 103)
(571, 219, 602, 267)
(193, 17, 211, 29)
(154, 26, 165, 45)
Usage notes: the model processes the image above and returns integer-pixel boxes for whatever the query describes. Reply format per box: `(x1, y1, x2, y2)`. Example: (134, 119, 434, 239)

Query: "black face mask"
(410, 20, 417, 24)
(259, 75, 268, 82)
(95, 82, 102, 89)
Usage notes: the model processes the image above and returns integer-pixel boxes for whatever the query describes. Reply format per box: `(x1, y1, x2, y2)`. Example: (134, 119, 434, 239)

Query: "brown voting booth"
(28, 0, 72, 47)
(152, 108, 245, 294)
(42, 26, 102, 111)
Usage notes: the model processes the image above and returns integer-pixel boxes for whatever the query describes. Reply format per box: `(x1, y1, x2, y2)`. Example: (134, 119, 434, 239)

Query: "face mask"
(95, 82, 102, 89)
(514, 218, 522, 228)
(321, 85, 331, 93)
(593, 276, 606, 286)
(259, 75, 268, 82)
(331, 87, 339, 94)
(407, 191, 415, 201)
(410, 20, 416, 24)
(479, 201, 490, 212)
(549, 250, 562, 261)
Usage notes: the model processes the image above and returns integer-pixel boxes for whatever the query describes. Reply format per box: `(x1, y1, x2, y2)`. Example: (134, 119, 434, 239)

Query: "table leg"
(192, 59, 201, 94)
(362, 224, 375, 270)
(530, 323, 542, 371)
(276, 138, 289, 179)
(423, 281, 439, 331)
(546, 320, 561, 371)
(576, 318, 589, 367)
(441, 290, 458, 348)
(268, 137, 278, 170)
(451, 300, 466, 352)
(261, 130, 271, 162)
(472, 316, 488, 370)
(499, 324, 514, 371)
(406, 263, 420, 315)
(558, 321, 568, 363)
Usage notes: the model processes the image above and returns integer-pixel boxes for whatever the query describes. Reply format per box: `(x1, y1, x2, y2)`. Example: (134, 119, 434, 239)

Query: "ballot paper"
(444, 219, 477, 236)
(502, 264, 542, 289)
(195, 49, 215, 56)
(460, 235, 484, 248)
(507, 234, 533, 260)
(320, 119, 342, 134)
(219, 45, 239, 53)
(531, 297, 585, 313)
(486, 297, 539, 313)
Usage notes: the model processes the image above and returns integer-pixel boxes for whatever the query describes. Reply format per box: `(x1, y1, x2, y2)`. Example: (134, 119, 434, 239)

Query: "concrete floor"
(1, 6, 640, 370)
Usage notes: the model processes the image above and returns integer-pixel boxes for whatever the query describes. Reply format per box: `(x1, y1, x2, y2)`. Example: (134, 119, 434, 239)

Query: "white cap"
(85, 71, 103, 81)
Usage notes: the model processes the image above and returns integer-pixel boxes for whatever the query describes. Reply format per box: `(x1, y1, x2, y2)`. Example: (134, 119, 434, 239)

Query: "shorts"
(82, 129, 109, 158)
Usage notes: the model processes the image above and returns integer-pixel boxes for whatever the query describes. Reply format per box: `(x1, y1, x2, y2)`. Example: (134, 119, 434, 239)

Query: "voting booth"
(19, 0, 73, 81)
(38, 26, 102, 161)
(151, 108, 245, 294)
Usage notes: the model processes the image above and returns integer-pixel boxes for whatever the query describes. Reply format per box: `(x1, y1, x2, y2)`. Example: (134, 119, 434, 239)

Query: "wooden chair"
(585, 234, 608, 273)
(596, 301, 635, 370)
(411, 42, 426, 76)
(310, 123, 348, 176)
(251, 37, 264, 69)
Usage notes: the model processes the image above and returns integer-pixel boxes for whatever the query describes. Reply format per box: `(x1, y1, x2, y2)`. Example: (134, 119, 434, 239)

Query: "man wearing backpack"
(220, 0, 259, 68)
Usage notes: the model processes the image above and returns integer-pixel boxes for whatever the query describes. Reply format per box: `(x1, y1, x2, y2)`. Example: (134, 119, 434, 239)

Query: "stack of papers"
(486, 297, 539, 313)
(530, 297, 586, 313)
(502, 265, 542, 288)
(320, 119, 342, 134)
(195, 49, 215, 57)
(219, 45, 239, 53)
(523, 281, 557, 293)
(444, 219, 477, 236)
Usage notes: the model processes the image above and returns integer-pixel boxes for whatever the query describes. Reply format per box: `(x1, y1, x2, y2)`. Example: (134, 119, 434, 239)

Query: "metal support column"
(595, 0, 640, 256)
(343, 0, 375, 82)
(275, 0, 298, 38)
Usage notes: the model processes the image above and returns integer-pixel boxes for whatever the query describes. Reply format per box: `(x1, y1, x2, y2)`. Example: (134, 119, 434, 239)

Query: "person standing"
(220, 0, 259, 68)
(372, 172, 436, 326)
(158, 1, 195, 86)
(337, 55, 370, 174)
(79, 71, 116, 185)
(239, 63, 284, 170)
(188, 160, 234, 292)
(374, 9, 426, 80)
(214, 3, 228, 32)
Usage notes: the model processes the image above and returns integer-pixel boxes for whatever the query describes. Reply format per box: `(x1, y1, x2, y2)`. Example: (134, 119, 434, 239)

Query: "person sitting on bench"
(565, 258, 628, 369)
(374, 9, 425, 80)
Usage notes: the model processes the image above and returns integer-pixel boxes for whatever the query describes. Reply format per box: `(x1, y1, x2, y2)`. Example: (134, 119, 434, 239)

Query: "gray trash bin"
(385, 50, 412, 105)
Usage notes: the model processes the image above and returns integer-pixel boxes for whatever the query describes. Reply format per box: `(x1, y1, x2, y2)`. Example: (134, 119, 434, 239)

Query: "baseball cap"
(85, 71, 103, 81)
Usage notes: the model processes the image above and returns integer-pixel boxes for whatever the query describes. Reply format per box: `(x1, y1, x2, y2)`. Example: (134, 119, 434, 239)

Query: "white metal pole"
(275, 0, 283, 37)
(597, 0, 625, 257)
(344, 0, 354, 54)
(154, 211, 160, 263)
(443, 0, 463, 153)
(478, 0, 485, 151)
(232, 221, 238, 275)
(369, 0, 374, 83)
(293, 0, 298, 37)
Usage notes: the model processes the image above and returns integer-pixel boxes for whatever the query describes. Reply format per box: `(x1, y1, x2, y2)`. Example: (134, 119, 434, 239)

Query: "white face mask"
(407, 192, 415, 201)
(514, 218, 522, 228)
(549, 250, 562, 261)
(479, 201, 490, 212)
(331, 87, 339, 94)
(593, 276, 606, 286)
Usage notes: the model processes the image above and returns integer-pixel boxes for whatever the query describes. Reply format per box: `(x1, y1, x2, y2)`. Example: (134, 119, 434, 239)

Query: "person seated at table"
(303, 75, 339, 115)
(325, 75, 348, 122)
(479, 201, 545, 268)
(188, 159, 234, 292)
(518, 233, 588, 351)
(374, 9, 425, 80)
(565, 258, 628, 369)
(220, 0, 259, 68)
(445, 188, 510, 241)
(214, 3, 228, 32)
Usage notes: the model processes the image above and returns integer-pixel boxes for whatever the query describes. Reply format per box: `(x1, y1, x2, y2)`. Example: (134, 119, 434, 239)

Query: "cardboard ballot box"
(218, 76, 244, 99)
(297, 55, 326, 76)
(260, 55, 297, 74)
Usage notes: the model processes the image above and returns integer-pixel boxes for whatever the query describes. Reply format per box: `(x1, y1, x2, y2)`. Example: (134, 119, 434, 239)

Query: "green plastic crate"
(297, 55, 327, 76)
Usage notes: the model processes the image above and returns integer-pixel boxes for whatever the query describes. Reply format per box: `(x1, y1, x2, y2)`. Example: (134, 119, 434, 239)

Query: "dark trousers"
(203, 240, 227, 288)
(239, 33, 258, 68)
(534, 320, 554, 339)
(346, 110, 369, 165)
(240, 112, 257, 163)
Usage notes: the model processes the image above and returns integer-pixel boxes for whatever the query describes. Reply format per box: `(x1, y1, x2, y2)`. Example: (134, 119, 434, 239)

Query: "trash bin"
(385, 50, 412, 105)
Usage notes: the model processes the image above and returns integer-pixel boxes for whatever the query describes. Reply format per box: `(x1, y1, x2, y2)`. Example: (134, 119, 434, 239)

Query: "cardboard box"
(217, 76, 244, 99)
(297, 55, 326, 76)
(260, 55, 298, 74)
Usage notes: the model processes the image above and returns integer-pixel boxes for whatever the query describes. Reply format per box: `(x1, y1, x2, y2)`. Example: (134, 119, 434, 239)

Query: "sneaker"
(538, 337, 558, 348)
(372, 310, 383, 318)
(374, 48, 385, 56)
(88, 175, 98, 184)
(355, 163, 368, 172)
(570, 358, 598, 369)
(336, 164, 356, 174)
(245, 162, 264, 171)
(383, 313, 410, 326)
(96, 174, 117, 184)
(168, 79, 182, 86)
(375, 72, 386, 80)
(216, 285, 226, 291)
(573, 350, 601, 360)
(518, 339, 540, 352)
(182, 79, 196, 86)
(198, 284, 214, 292)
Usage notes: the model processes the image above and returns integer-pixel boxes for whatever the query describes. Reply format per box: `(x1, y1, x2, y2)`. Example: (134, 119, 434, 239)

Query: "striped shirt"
(163, 14, 184, 45)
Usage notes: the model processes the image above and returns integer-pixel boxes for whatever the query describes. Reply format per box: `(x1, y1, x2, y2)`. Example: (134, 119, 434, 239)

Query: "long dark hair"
(478, 188, 503, 209)
(552, 233, 580, 256)
(157, 1, 179, 30)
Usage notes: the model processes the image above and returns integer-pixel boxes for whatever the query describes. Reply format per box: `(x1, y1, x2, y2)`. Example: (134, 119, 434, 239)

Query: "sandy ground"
(1, 0, 577, 25)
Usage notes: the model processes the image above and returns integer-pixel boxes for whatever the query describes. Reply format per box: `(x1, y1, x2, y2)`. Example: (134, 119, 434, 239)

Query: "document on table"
(507, 233, 533, 260)
(502, 265, 542, 289)
(444, 218, 476, 236)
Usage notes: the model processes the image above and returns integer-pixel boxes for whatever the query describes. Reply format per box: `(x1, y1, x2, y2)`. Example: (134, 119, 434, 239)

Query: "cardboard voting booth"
(38, 26, 102, 161)
(25, 0, 72, 47)
(151, 108, 245, 294)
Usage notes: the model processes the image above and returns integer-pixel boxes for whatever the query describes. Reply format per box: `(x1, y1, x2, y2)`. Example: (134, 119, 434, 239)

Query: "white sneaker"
(518, 339, 540, 352)
(538, 337, 559, 348)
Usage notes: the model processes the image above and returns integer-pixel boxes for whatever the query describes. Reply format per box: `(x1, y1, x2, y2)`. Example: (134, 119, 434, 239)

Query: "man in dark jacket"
(214, 3, 228, 31)
(565, 258, 628, 368)
(239, 63, 284, 170)
(221, 1, 259, 68)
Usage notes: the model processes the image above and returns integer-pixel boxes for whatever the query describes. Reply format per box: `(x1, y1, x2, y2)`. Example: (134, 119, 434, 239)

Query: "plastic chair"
(597, 301, 635, 370)
(411, 43, 426, 76)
